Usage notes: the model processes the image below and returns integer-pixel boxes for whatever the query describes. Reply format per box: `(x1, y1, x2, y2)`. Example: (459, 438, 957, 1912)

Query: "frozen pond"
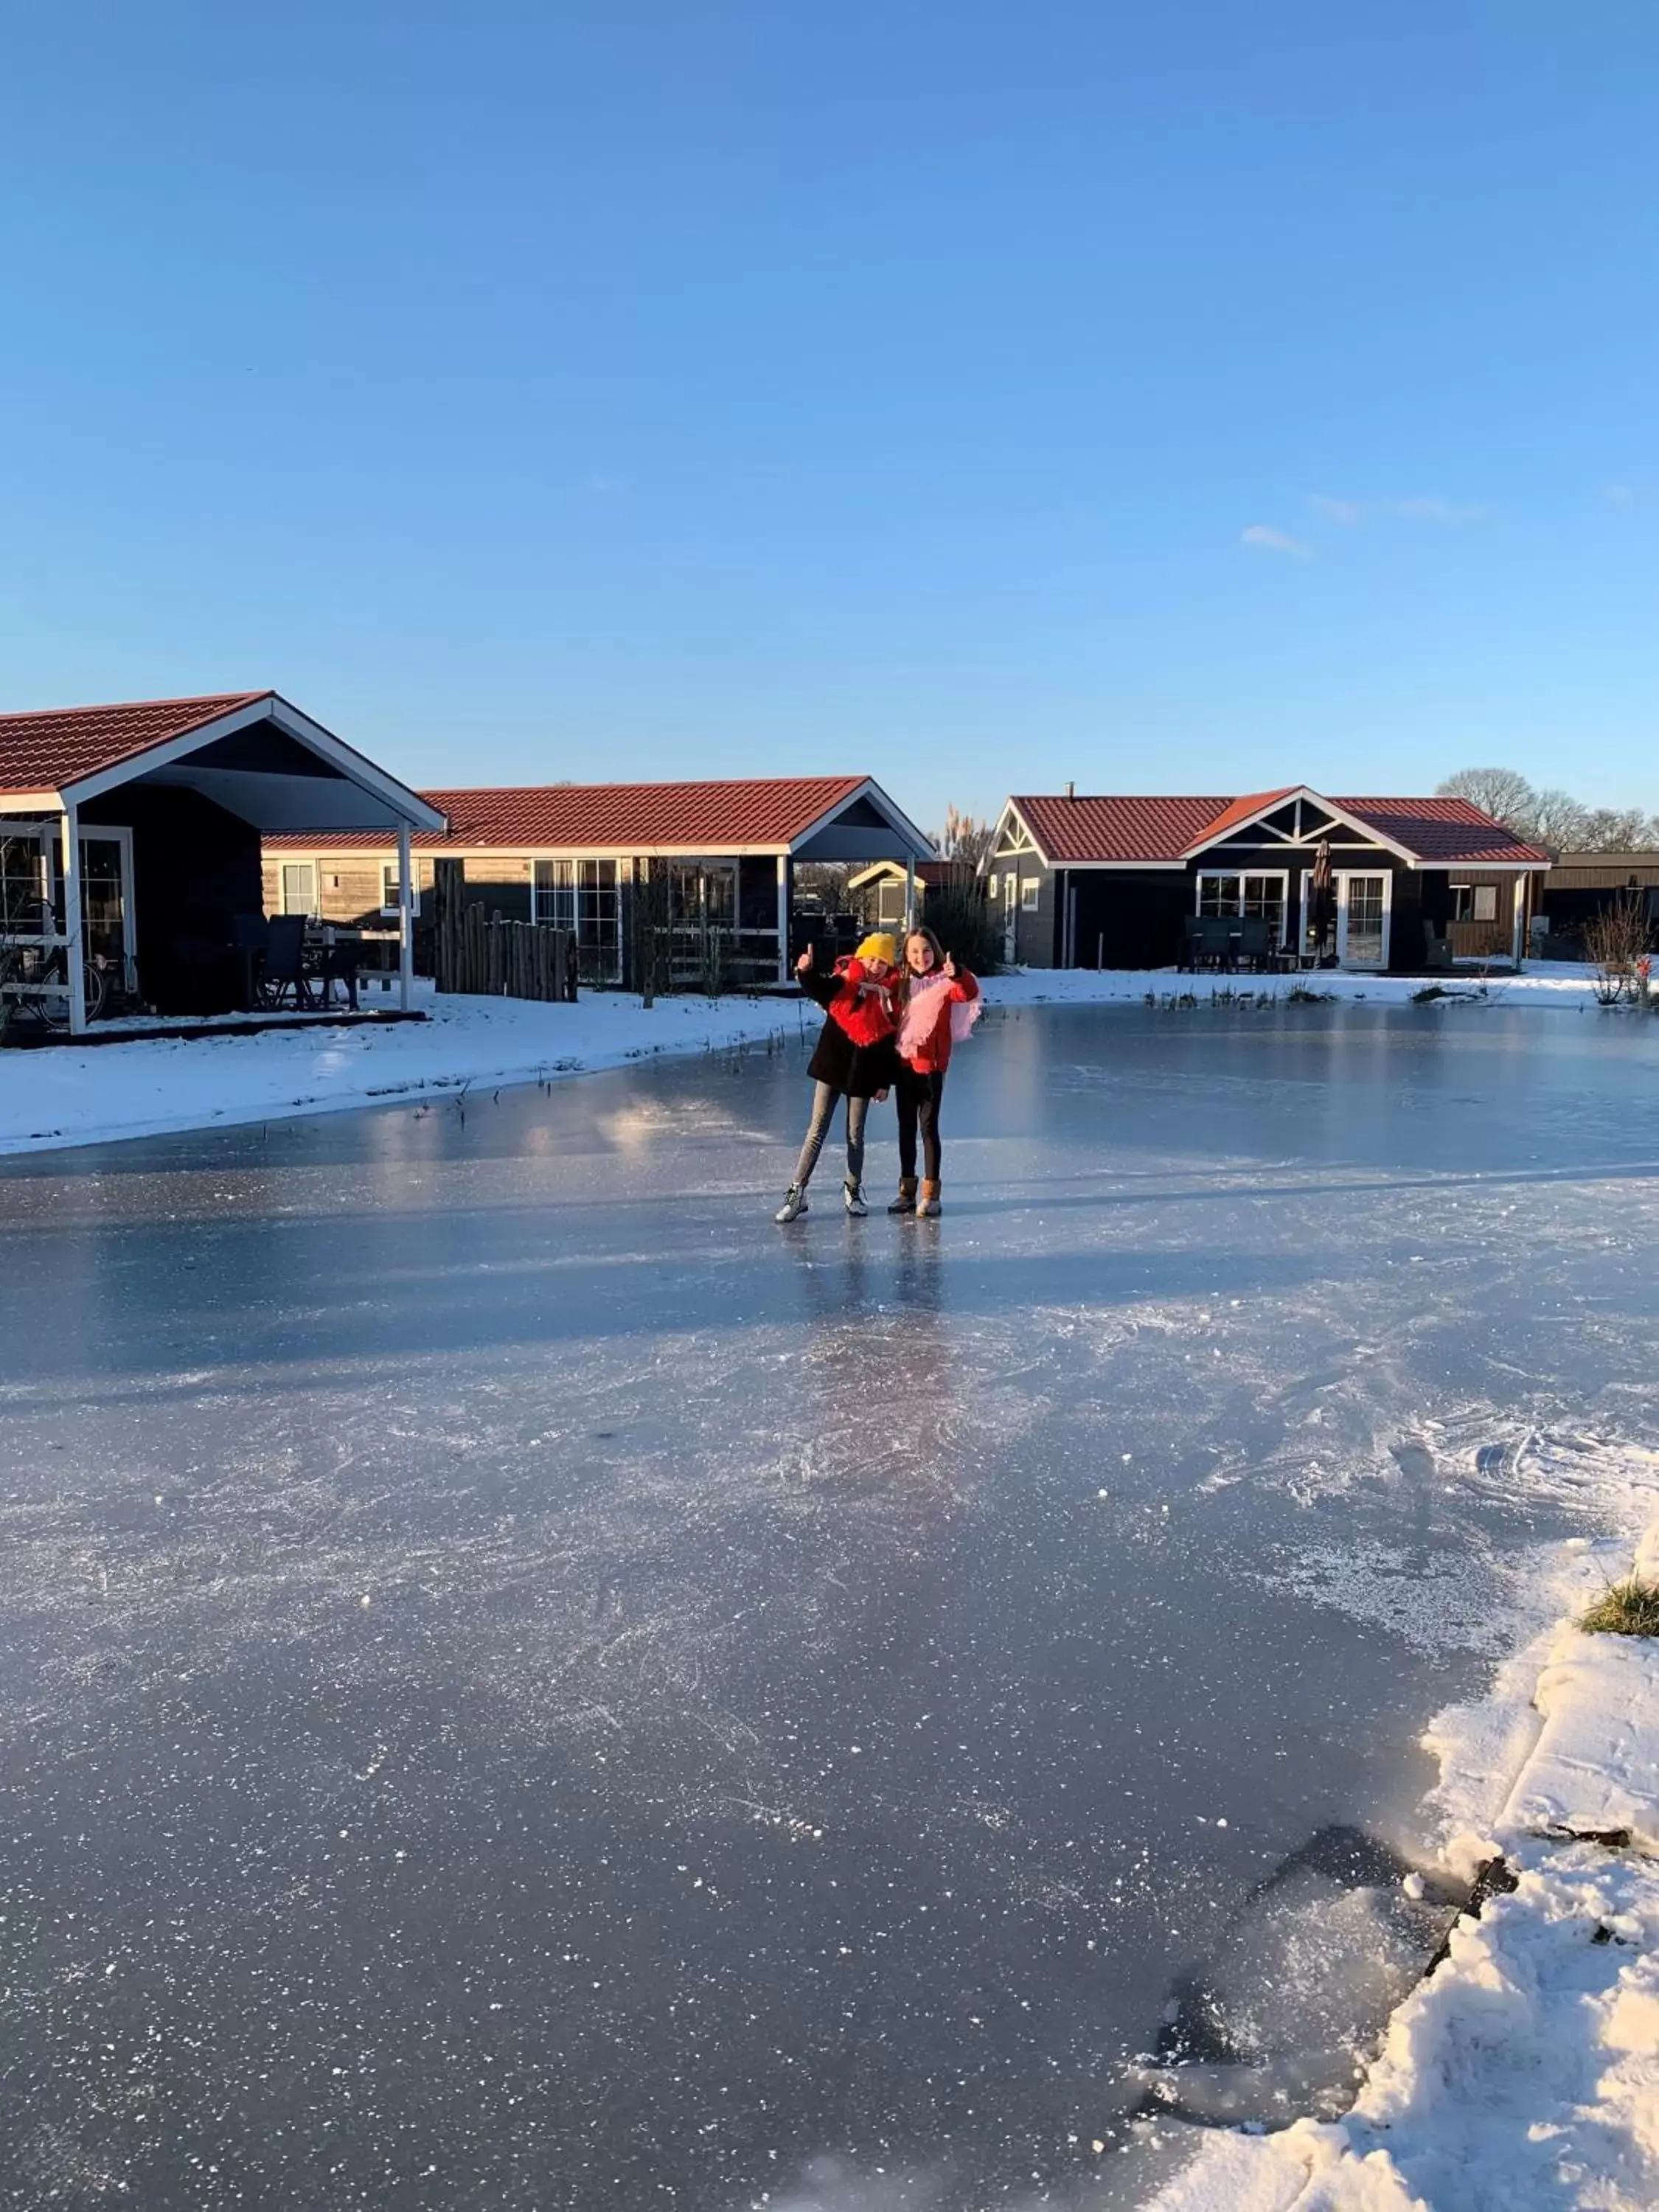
(4, 1001, 1659, 2209)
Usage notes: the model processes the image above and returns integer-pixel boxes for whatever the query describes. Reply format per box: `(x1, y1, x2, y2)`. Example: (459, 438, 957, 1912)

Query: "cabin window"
(280, 863, 319, 919)
(987, 874, 998, 899)
(1021, 878, 1041, 911)
(1197, 870, 1287, 943)
(1450, 883, 1498, 923)
(380, 863, 420, 918)
(534, 858, 622, 981)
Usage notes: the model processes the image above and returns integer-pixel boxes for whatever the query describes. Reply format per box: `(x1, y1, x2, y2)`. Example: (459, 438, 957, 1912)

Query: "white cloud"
(1384, 496, 1484, 524)
(1242, 524, 1313, 559)
(1308, 493, 1363, 526)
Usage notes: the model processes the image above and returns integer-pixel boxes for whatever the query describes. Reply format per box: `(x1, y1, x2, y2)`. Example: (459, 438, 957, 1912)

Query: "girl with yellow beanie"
(774, 933, 900, 1222)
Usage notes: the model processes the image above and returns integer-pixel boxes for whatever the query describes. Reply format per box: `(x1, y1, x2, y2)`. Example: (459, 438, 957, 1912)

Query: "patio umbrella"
(1308, 840, 1334, 959)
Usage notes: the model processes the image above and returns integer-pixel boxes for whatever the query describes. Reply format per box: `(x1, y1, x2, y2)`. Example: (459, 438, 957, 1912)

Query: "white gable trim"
(60, 694, 448, 832)
(1182, 787, 1420, 866)
(986, 800, 1050, 869)
(786, 777, 934, 860)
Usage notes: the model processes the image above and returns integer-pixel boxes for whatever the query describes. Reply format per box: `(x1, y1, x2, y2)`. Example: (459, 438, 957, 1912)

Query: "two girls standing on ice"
(775, 926, 979, 1222)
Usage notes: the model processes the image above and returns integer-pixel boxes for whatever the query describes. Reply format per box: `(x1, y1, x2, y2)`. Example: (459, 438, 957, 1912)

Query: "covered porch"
(0, 692, 446, 1036)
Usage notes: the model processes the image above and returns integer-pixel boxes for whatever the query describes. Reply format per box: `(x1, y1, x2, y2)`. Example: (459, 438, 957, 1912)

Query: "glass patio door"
(80, 832, 136, 995)
(1337, 873, 1390, 970)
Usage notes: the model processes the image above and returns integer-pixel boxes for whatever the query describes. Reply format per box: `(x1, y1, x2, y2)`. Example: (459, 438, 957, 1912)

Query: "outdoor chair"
(231, 913, 269, 1010)
(314, 939, 361, 1011)
(1421, 923, 1455, 974)
(1180, 915, 1206, 972)
(259, 916, 313, 1011)
(1235, 917, 1273, 971)
(1195, 915, 1237, 970)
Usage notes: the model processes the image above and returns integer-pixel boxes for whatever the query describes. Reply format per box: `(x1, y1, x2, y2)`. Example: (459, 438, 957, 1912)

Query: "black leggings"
(896, 1067, 945, 1182)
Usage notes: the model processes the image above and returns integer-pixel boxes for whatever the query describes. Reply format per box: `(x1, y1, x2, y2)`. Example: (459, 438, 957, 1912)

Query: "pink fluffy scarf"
(896, 968, 981, 1061)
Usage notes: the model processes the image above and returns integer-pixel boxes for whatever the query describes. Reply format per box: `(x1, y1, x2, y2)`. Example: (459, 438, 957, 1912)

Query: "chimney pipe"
(1065, 779, 1075, 801)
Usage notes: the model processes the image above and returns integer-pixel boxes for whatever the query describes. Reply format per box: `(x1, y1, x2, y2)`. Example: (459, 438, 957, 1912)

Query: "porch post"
(904, 856, 917, 936)
(397, 821, 414, 1011)
(775, 854, 789, 984)
(62, 805, 87, 1035)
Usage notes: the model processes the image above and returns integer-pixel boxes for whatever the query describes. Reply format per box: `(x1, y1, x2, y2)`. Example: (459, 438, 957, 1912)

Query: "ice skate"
(773, 1186, 809, 1223)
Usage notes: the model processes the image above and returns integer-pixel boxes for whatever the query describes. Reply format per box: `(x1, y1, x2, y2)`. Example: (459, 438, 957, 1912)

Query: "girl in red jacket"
(774, 933, 900, 1222)
(888, 925, 980, 1217)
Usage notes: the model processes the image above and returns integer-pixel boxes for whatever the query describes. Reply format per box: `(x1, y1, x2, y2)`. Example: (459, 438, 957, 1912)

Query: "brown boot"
(888, 1177, 919, 1214)
(917, 1178, 942, 1217)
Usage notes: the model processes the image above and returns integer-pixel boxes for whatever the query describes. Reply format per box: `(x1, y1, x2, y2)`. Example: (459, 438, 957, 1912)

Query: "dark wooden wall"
(85, 787, 262, 1014)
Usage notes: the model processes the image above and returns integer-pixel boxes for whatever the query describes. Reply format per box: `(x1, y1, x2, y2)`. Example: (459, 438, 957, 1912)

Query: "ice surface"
(4, 1001, 1659, 2208)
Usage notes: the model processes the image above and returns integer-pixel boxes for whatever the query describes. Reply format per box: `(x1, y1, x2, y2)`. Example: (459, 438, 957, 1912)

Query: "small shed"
(847, 858, 980, 932)
(0, 692, 445, 1030)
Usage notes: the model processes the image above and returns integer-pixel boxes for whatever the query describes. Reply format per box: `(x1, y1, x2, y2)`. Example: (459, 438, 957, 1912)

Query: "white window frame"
(987, 872, 999, 899)
(1301, 866, 1393, 970)
(1194, 868, 1290, 945)
(280, 860, 319, 919)
(381, 860, 420, 919)
(1020, 877, 1041, 912)
(1450, 882, 1498, 924)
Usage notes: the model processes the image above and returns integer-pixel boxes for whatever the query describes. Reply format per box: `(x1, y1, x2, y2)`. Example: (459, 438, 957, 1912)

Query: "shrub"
(921, 886, 1004, 975)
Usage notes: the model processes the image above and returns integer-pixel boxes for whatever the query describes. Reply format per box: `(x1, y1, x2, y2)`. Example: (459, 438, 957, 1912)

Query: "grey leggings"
(792, 1081, 869, 1191)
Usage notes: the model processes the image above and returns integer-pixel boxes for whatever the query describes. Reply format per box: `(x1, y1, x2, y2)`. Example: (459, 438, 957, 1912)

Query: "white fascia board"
(1050, 858, 1186, 872)
(0, 793, 64, 816)
(1406, 858, 1549, 874)
(786, 778, 936, 860)
(264, 698, 448, 831)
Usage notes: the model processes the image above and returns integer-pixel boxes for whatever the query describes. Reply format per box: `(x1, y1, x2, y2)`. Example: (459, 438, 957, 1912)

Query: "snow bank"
(994, 963, 1609, 1012)
(0, 959, 1624, 1158)
(1503, 1635, 1659, 1854)
(1152, 1522, 1659, 2212)
(0, 983, 800, 1155)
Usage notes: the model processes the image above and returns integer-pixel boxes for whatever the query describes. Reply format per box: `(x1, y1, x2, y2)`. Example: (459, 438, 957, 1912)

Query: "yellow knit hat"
(855, 932, 898, 967)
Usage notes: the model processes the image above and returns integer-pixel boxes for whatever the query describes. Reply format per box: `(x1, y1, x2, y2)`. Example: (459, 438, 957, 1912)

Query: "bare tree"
(1578, 806, 1659, 852)
(1525, 787, 1590, 855)
(1436, 767, 1537, 827)
(939, 805, 995, 872)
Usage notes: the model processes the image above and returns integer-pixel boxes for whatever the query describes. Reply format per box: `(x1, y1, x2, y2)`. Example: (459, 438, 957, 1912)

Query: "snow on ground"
(0, 961, 1622, 1155)
(1152, 1520, 1659, 2212)
(1003, 961, 1610, 1010)
(0, 980, 804, 1154)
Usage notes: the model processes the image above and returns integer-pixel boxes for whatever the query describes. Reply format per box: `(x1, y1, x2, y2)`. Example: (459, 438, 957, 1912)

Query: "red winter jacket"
(896, 967, 980, 1076)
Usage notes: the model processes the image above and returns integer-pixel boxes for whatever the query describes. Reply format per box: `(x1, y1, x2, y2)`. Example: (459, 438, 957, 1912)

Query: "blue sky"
(3, 2, 1655, 832)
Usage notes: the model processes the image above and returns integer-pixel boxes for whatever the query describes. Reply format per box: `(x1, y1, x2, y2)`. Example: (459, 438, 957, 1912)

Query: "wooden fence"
(434, 892, 576, 1002)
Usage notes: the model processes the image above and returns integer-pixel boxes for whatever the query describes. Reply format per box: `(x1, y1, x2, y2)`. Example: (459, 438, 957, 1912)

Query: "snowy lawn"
(0, 961, 1624, 1156)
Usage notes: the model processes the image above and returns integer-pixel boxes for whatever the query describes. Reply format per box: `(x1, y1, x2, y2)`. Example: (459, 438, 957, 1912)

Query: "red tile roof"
(1180, 788, 1298, 848)
(1012, 796, 1234, 863)
(268, 775, 877, 853)
(1012, 790, 1548, 868)
(1335, 797, 1550, 865)
(0, 692, 271, 796)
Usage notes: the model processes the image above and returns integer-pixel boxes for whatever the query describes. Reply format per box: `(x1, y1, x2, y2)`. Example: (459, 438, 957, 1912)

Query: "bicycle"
(0, 900, 108, 1032)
